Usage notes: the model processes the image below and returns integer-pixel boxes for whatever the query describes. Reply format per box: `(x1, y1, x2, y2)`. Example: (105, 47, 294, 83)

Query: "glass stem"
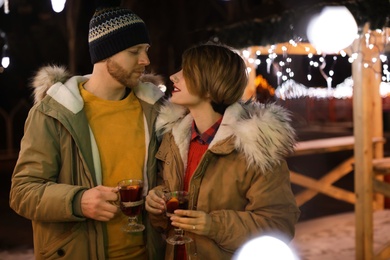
(174, 228, 184, 237)
(129, 216, 137, 225)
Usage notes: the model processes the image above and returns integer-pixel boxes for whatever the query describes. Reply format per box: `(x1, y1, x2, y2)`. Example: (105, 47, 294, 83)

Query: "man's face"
(106, 43, 150, 88)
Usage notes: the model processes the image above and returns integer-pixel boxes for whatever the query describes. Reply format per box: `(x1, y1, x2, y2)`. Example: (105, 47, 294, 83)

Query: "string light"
(242, 50, 250, 59)
(239, 24, 388, 99)
(347, 28, 389, 79)
(51, 0, 66, 13)
(1, 49, 9, 68)
(4, 0, 9, 14)
(0, 30, 10, 71)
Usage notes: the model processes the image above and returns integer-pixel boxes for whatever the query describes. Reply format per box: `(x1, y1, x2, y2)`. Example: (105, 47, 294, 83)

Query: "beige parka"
(149, 101, 300, 259)
(9, 66, 166, 260)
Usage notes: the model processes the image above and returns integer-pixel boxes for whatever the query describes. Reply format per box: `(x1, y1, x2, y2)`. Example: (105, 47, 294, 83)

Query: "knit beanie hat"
(88, 1, 150, 64)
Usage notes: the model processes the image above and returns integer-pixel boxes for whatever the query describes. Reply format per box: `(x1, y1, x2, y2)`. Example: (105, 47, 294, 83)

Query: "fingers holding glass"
(145, 189, 165, 214)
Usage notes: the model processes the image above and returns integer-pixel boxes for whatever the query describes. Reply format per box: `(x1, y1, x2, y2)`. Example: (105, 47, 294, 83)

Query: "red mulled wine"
(119, 185, 143, 217)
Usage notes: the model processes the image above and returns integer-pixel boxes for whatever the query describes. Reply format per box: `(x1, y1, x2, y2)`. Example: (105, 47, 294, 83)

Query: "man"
(9, 2, 165, 259)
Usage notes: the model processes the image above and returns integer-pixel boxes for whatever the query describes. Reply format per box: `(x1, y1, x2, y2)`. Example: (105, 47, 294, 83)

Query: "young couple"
(10, 2, 299, 260)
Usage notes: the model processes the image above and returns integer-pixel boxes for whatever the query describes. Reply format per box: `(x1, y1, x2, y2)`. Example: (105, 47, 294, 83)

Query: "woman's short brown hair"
(181, 42, 248, 113)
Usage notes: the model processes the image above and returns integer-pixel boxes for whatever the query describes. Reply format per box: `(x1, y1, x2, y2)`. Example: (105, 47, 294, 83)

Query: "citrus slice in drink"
(166, 197, 179, 214)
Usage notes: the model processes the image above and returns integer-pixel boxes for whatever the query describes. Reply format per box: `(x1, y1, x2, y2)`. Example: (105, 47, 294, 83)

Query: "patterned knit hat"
(88, 1, 150, 64)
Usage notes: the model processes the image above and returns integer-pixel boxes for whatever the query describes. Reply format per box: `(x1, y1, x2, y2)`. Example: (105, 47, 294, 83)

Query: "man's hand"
(81, 185, 119, 221)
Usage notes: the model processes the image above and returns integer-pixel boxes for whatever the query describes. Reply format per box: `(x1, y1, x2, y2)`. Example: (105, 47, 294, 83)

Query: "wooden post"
(353, 24, 385, 260)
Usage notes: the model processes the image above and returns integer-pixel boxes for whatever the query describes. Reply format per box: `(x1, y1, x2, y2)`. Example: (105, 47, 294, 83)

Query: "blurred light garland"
(213, 0, 390, 49)
(237, 27, 389, 103)
(0, 29, 9, 72)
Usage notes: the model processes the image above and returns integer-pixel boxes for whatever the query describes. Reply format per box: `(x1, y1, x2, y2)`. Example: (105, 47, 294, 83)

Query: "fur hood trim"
(32, 65, 71, 105)
(156, 101, 296, 173)
(31, 65, 164, 113)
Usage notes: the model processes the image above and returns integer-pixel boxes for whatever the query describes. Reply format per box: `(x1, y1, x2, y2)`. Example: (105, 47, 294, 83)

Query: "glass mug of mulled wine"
(164, 190, 193, 245)
(118, 179, 145, 233)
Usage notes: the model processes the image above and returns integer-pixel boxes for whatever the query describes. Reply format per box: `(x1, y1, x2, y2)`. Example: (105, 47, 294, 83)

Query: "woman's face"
(169, 70, 206, 109)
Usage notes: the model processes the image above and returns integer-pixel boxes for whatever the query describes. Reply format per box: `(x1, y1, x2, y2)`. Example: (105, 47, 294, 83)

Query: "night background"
(1, 0, 369, 111)
(0, 0, 389, 258)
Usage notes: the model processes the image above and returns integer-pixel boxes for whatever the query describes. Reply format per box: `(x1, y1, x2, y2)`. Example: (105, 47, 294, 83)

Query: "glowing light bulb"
(307, 6, 358, 54)
(51, 0, 66, 13)
(1, 56, 9, 68)
(234, 235, 297, 260)
(242, 50, 250, 58)
(158, 84, 167, 93)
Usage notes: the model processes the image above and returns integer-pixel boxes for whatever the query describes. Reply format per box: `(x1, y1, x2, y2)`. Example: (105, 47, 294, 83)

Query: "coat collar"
(31, 65, 164, 114)
(156, 101, 296, 173)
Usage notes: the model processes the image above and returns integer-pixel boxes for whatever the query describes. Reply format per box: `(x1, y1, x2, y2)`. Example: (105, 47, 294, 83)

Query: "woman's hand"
(170, 210, 212, 236)
(145, 189, 165, 215)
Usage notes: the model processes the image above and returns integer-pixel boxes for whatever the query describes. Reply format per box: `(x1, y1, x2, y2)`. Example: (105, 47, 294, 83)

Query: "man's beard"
(106, 59, 139, 88)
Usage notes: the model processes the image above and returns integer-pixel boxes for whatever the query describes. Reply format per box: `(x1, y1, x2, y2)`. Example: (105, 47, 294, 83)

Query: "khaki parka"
(9, 66, 166, 260)
(149, 101, 301, 259)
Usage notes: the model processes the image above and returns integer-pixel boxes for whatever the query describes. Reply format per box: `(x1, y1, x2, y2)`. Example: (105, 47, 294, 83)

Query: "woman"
(145, 42, 300, 259)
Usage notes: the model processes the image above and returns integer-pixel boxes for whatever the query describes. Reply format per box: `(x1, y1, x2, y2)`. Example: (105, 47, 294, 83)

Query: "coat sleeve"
(9, 107, 87, 222)
(207, 161, 300, 252)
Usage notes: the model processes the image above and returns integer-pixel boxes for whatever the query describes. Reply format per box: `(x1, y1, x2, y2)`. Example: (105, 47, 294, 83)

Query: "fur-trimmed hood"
(31, 65, 165, 113)
(156, 101, 296, 173)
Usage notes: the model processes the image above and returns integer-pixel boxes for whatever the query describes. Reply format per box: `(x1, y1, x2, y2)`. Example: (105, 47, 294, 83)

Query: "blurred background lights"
(51, 0, 66, 13)
(158, 84, 166, 93)
(307, 6, 358, 54)
(234, 235, 298, 260)
(1, 56, 9, 68)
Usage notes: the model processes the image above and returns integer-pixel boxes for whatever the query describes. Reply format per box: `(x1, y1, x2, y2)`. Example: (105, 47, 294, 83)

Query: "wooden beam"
(293, 157, 354, 205)
(290, 171, 356, 205)
(373, 179, 390, 198)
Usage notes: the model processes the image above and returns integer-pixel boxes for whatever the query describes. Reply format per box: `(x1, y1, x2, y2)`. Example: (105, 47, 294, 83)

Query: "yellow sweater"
(80, 84, 146, 259)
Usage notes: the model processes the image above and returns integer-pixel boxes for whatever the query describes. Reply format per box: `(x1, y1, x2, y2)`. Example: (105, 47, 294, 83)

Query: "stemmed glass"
(164, 191, 193, 245)
(118, 179, 145, 233)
